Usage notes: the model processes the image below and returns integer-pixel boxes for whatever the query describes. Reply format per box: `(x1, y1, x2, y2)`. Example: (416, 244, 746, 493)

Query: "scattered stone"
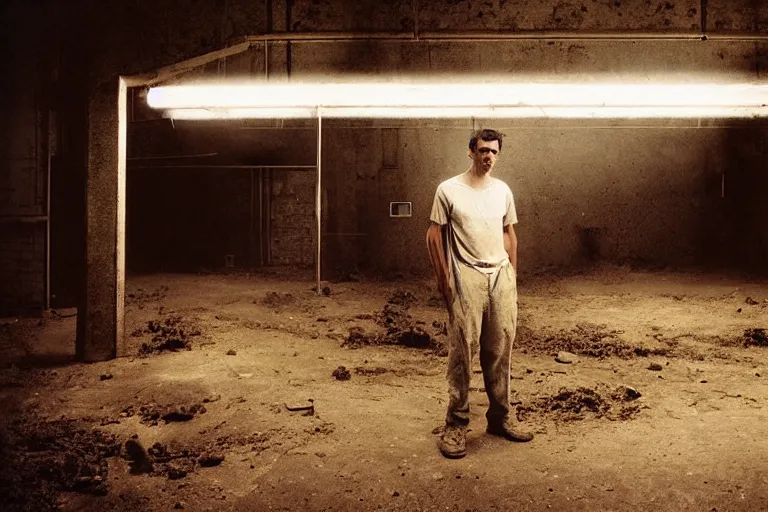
(322, 286, 332, 296)
(647, 362, 663, 371)
(737, 308, 743, 313)
(166, 464, 188, 480)
(745, 297, 759, 305)
(226, 349, 237, 356)
(124, 439, 153, 474)
(393, 491, 400, 497)
(555, 351, 577, 364)
(316, 317, 329, 322)
(202, 395, 221, 404)
(198, 452, 225, 468)
(332, 366, 351, 381)
(100, 373, 113, 381)
(611, 385, 642, 401)
(174, 502, 186, 509)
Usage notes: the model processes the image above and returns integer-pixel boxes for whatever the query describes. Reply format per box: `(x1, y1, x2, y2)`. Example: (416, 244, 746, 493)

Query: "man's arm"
(503, 224, 518, 272)
(426, 223, 453, 309)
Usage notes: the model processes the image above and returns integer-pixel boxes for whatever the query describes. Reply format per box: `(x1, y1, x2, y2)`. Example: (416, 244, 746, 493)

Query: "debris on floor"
(388, 289, 418, 308)
(0, 418, 121, 511)
(124, 438, 153, 474)
(516, 323, 667, 359)
(119, 402, 207, 426)
(342, 300, 443, 353)
(555, 351, 578, 364)
(354, 366, 390, 376)
(332, 366, 351, 380)
(516, 384, 644, 422)
(285, 400, 315, 415)
(743, 328, 767, 347)
(134, 315, 202, 354)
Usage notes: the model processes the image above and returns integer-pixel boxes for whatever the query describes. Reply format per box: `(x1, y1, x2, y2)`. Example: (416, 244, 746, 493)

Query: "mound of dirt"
(0, 418, 121, 511)
(516, 323, 665, 359)
(134, 315, 202, 354)
(516, 384, 643, 422)
(332, 366, 351, 380)
(122, 439, 226, 480)
(377, 304, 412, 333)
(118, 402, 207, 426)
(342, 296, 445, 353)
(387, 289, 417, 308)
(744, 328, 767, 347)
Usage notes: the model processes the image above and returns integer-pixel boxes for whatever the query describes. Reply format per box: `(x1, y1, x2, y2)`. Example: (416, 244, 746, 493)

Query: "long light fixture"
(146, 82, 768, 119)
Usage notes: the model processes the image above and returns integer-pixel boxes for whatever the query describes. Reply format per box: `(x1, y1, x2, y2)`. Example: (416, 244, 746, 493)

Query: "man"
(426, 128, 533, 459)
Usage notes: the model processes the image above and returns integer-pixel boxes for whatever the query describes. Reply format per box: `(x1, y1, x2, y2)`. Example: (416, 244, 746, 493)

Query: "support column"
(77, 76, 127, 361)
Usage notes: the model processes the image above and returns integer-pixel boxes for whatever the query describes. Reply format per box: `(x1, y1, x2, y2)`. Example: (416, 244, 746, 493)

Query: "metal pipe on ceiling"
(128, 164, 317, 169)
(243, 30, 768, 43)
(127, 153, 219, 160)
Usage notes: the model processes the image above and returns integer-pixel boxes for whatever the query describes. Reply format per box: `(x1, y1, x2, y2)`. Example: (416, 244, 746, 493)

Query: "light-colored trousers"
(445, 261, 518, 426)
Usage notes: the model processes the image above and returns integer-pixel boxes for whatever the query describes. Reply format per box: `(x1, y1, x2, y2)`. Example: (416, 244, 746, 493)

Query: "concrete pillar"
(76, 77, 127, 361)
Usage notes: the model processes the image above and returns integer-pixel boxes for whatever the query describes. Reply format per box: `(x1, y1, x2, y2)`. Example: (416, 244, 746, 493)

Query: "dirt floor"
(1, 265, 768, 511)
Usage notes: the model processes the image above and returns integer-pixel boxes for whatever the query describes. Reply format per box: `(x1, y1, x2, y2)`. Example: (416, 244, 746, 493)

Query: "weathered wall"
(3, 0, 768, 315)
(270, 169, 317, 266)
(0, 1, 48, 314)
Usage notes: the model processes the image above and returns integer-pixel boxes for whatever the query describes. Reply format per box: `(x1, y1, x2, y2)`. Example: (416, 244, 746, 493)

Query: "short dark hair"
(469, 129, 504, 153)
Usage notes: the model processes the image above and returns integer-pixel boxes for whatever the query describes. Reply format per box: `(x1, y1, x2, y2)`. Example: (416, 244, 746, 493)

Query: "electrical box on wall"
(389, 202, 412, 218)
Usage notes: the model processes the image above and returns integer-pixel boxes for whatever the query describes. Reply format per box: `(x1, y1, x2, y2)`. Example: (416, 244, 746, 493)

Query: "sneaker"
(486, 421, 534, 442)
(439, 425, 467, 459)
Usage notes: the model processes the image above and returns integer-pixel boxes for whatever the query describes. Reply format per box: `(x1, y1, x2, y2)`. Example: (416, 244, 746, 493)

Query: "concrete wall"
(2, 0, 768, 314)
(0, 1, 48, 314)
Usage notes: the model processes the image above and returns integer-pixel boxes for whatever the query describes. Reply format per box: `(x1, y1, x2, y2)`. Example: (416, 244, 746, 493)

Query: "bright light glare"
(147, 82, 768, 119)
(165, 106, 768, 119)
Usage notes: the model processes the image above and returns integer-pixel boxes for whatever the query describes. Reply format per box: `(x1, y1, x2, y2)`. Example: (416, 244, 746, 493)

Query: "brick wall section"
(270, 170, 316, 267)
(0, 223, 45, 314)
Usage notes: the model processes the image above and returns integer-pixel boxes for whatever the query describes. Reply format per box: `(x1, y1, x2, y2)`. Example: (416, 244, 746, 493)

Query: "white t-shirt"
(430, 175, 517, 274)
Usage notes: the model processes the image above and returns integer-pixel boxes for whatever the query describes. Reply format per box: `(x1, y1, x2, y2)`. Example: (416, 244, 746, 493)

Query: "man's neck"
(464, 166, 491, 188)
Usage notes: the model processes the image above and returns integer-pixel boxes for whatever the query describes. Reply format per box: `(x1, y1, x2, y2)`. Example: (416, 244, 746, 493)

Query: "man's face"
(470, 139, 500, 174)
